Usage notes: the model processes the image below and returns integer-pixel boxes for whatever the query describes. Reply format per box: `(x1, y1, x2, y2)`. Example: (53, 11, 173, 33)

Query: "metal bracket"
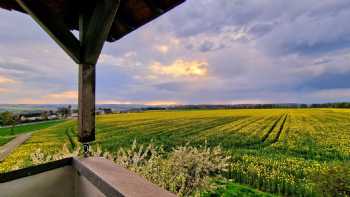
(83, 143, 90, 158)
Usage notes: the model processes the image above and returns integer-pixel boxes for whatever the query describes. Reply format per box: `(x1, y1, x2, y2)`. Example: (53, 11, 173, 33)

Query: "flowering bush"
(30, 144, 80, 165)
(136, 143, 230, 196)
(30, 140, 230, 196)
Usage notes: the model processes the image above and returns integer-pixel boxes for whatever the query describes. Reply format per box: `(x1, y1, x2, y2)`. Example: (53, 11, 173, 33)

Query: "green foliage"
(65, 127, 78, 151)
(312, 162, 350, 197)
(202, 180, 278, 197)
(0, 111, 15, 126)
(0, 111, 16, 135)
(0, 120, 65, 137)
(0, 136, 14, 146)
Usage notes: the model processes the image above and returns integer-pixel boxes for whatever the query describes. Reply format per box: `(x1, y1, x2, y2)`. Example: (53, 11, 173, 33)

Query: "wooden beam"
(78, 3, 95, 143)
(15, 0, 81, 64)
(77, 0, 119, 143)
(78, 63, 96, 143)
(81, 0, 120, 65)
(144, 0, 165, 15)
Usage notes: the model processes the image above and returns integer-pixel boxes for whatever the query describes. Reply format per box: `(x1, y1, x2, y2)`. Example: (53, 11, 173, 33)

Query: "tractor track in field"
(272, 113, 288, 143)
(246, 116, 277, 137)
(261, 114, 286, 143)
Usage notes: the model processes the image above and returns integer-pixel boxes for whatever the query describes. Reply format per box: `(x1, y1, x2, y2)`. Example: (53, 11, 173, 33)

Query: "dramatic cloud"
(308, 88, 350, 101)
(1, 0, 350, 104)
(16, 91, 78, 104)
(144, 101, 179, 106)
(97, 100, 133, 105)
(0, 75, 17, 84)
(99, 52, 144, 67)
(0, 88, 11, 93)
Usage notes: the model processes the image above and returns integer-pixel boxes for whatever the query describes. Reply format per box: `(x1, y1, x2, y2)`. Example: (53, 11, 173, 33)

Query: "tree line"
(136, 102, 350, 111)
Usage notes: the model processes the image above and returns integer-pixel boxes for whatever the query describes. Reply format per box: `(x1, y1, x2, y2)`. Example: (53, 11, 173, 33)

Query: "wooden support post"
(78, 63, 96, 143)
(78, 4, 95, 143)
(78, 0, 120, 143)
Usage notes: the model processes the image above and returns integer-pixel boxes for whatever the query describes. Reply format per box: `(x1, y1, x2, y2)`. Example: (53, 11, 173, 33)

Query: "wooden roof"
(0, 0, 185, 42)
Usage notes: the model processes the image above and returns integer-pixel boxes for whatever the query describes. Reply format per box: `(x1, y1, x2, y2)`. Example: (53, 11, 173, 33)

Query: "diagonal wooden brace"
(15, 0, 81, 64)
(81, 0, 121, 65)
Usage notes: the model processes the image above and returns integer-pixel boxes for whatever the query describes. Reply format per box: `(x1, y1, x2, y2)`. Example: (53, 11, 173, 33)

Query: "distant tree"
(0, 111, 17, 135)
(68, 105, 72, 116)
(299, 104, 308, 108)
(57, 107, 70, 118)
(41, 111, 49, 120)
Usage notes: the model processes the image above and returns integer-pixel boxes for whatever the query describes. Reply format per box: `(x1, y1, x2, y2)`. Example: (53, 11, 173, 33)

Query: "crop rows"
(0, 109, 349, 196)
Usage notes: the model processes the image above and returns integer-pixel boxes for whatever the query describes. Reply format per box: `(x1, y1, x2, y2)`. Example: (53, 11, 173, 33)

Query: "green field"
(0, 136, 13, 146)
(0, 120, 65, 146)
(0, 109, 349, 196)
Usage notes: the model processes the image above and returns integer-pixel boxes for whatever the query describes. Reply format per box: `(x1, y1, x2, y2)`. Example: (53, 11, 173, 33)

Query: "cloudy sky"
(1, 0, 350, 105)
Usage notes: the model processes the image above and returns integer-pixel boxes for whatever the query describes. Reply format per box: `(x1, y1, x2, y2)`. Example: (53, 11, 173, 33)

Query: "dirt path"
(0, 133, 31, 162)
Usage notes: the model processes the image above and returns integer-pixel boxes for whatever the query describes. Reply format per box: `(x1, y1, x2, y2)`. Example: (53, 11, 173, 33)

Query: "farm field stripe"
(96, 118, 208, 140)
(229, 117, 266, 134)
(149, 118, 237, 137)
(242, 116, 278, 137)
(175, 117, 237, 138)
(261, 115, 285, 143)
(106, 118, 224, 136)
(99, 117, 210, 133)
(203, 116, 260, 136)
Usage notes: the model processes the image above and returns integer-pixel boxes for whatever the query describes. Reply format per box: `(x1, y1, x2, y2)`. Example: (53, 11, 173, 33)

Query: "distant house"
(19, 111, 45, 122)
(96, 108, 113, 115)
(48, 114, 58, 120)
(102, 108, 113, 114)
(18, 110, 59, 123)
(95, 110, 104, 115)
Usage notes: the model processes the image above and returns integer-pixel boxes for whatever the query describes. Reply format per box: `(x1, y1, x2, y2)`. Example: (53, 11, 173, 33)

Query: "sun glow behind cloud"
(154, 45, 169, 54)
(151, 59, 208, 78)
